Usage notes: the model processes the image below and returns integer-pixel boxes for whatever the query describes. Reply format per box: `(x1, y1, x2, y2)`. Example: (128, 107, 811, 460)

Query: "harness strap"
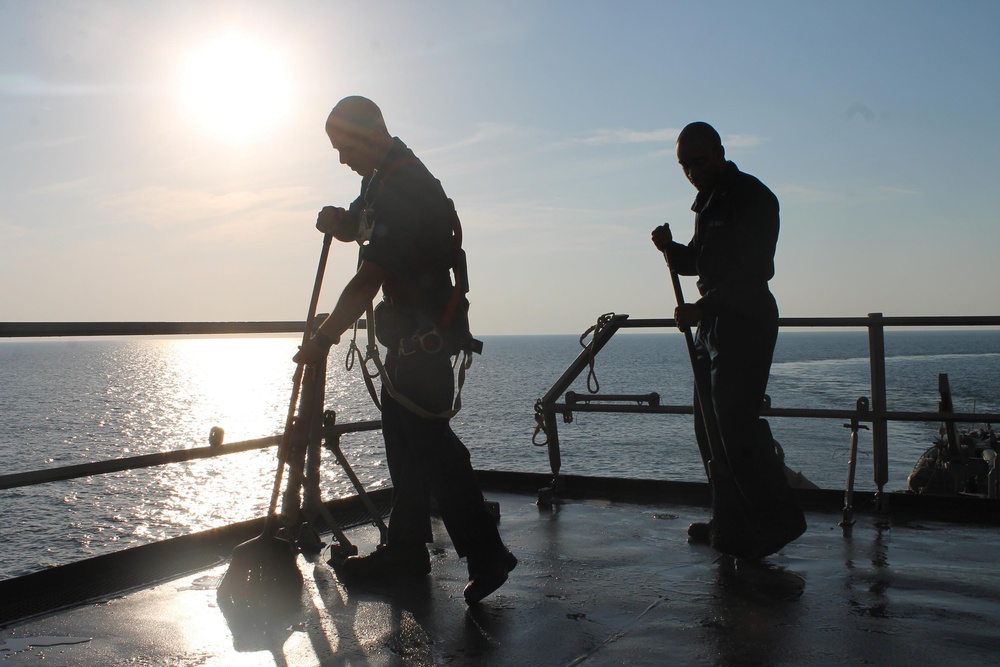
(350, 156, 474, 419)
(344, 248, 383, 410)
(360, 303, 383, 410)
(365, 345, 472, 420)
(348, 235, 470, 420)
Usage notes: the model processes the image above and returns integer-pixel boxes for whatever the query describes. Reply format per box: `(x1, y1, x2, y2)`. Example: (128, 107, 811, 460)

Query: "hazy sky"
(2, 1, 997, 334)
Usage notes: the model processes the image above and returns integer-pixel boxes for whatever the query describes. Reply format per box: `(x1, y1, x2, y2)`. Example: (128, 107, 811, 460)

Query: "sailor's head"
(676, 121, 727, 193)
(325, 96, 393, 178)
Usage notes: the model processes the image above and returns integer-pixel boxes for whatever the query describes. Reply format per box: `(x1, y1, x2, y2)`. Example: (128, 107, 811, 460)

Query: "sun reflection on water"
(143, 336, 329, 534)
(152, 336, 295, 444)
(1, 335, 391, 577)
(136, 336, 389, 537)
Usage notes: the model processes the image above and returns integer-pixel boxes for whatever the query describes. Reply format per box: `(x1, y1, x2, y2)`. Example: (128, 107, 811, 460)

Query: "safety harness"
(344, 156, 481, 420)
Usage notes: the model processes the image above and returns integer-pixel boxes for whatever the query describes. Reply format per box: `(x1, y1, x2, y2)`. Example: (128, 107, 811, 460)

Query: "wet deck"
(2, 486, 1000, 666)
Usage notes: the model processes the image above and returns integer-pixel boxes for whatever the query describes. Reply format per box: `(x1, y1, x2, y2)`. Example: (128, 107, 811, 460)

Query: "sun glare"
(180, 34, 291, 143)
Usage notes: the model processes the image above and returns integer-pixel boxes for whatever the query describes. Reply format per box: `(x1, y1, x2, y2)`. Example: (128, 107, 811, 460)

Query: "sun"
(180, 34, 291, 143)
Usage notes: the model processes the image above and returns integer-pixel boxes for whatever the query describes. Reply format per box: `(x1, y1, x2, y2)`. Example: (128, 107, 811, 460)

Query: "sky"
(1, 0, 998, 335)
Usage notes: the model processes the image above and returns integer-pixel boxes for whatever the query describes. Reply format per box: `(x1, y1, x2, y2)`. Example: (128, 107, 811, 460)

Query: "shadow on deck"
(3, 477, 1000, 666)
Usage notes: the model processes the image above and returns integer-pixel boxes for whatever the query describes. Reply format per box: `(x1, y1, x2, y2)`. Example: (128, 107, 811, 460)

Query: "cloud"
(0, 73, 110, 97)
(877, 185, 920, 196)
(576, 127, 680, 146)
(0, 216, 27, 244)
(723, 134, 766, 149)
(775, 183, 921, 205)
(22, 176, 98, 197)
(7, 135, 86, 153)
(774, 184, 841, 203)
(575, 127, 767, 151)
(0, 73, 152, 97)
(97, 185, 315, 233)
(844, 102, 875, 121)
(425, 121, 532, 156)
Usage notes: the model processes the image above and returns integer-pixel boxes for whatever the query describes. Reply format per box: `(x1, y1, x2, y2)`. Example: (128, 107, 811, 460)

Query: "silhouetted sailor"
(651, 121, 805, 559)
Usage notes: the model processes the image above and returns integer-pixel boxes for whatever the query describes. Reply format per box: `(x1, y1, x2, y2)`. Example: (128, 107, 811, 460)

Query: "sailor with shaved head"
(295, 96, 515, 604)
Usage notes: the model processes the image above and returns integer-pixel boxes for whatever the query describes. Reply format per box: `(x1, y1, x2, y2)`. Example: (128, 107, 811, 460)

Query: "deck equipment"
(216, 232, 333, 618)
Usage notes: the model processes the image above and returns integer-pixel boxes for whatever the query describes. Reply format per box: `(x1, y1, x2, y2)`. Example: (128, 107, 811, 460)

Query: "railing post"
(841, 397, 870, 534)
(544, 410, 562, 471)
(867, 312, 890, 508)
(535, 402, 564, 508)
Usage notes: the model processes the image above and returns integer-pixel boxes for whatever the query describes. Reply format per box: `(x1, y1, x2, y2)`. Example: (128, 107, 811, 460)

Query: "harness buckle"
(398, 325, 444, 356)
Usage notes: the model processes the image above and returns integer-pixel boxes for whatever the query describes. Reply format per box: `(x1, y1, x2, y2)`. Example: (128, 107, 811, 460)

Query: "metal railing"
(0, 320, 380, 493)
(3, 316, 998, 510)
(533, 313, 1000, 510)
(0, 420, 385, 492)
(0, 321, 307, 337)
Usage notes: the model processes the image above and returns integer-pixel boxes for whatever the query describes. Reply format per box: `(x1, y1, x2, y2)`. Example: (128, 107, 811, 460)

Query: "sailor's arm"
(293, 260, 386, 364)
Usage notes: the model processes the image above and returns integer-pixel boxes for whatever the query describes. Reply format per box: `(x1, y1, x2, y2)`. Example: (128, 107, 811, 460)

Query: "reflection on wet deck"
(3, 489, 1000, 665)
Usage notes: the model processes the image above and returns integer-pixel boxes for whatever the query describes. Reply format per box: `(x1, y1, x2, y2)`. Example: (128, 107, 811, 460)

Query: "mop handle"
(266, 233, 334, 517)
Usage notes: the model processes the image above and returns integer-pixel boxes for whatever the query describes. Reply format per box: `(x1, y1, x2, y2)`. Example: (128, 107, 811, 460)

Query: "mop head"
(217, 530, 303, 627)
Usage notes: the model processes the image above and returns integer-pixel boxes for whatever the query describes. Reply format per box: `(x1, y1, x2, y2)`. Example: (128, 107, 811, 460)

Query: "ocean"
(1, 329, 998, 580)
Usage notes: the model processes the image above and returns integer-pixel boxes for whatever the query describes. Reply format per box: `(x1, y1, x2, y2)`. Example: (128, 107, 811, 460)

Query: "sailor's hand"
(651, 223, 672, 251)
(673, 303, 703, 332)
(292, 332, 339, 365)
(316, 206, 357, 242)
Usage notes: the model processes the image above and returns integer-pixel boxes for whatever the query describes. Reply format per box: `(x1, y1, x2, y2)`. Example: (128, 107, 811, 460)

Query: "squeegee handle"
(661, 250, 719, 452)
(661, 251, 697, 364)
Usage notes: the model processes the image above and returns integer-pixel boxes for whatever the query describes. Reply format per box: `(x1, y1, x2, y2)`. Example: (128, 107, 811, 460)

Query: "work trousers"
(691, 294, 794, 514)
(380, 350, 503, 563)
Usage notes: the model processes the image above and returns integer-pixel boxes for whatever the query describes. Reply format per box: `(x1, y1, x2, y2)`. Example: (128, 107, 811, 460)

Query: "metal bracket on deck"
(841, 397, 871, 534)
(321, 411, 389, 551)
(537, 473, 564, 510)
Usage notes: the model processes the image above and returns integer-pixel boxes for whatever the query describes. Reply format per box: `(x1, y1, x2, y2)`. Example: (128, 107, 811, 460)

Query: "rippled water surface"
(1, 329, 997, 579)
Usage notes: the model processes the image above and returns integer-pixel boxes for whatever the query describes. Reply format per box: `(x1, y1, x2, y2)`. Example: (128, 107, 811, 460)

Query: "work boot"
(706, 477, 753, 556)
(464, 550, 517, 606)
(687, 521, 712, 545)
(748, 504, 807, 559)
(709, 514, 758, 559)
(335, 543, 430, 580)
(711, 505, 807, 560)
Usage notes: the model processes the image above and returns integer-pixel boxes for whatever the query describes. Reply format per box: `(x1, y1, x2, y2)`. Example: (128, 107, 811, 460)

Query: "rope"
(532, 399, 548, 447)
(359, 304, 383, 411)
(343, 248, 366, 374)
(341, 246, 383, 411)
(580, 312, 615, 394)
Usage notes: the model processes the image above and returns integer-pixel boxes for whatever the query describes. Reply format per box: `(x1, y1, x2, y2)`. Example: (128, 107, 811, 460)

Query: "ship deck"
(2, 477, 1000, 666)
